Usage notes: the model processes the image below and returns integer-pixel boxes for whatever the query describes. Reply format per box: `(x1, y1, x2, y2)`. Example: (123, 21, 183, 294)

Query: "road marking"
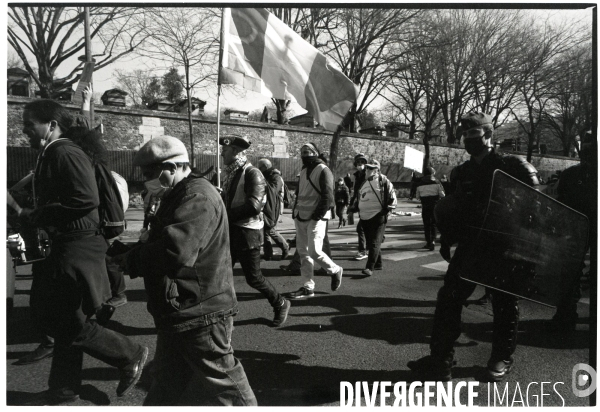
(421, 261, 449, 272)
(383, 250, 439, 261)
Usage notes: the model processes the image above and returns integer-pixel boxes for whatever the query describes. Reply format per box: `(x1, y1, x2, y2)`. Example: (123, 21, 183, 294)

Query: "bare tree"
(8, 6, 149, 98)
(138, 7, 220, 167)
(113, 68, 162, 108)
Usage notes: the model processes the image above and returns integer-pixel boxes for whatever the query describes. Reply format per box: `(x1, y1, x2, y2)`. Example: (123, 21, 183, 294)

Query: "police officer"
(408, 112, 539, 382)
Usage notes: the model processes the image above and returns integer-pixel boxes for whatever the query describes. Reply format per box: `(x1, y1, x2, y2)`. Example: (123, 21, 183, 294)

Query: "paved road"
(6, 200, 593, 406)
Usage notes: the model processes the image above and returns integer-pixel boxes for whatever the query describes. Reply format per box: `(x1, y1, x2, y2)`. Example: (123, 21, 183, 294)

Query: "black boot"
(407, 355, 455, 381)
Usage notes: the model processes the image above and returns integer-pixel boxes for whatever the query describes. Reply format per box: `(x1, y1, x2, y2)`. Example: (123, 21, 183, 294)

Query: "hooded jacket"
(262, 167, 284, 228)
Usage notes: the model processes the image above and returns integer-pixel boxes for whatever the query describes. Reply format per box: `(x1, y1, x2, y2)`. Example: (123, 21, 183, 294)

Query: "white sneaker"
(354, 251, 368, 261)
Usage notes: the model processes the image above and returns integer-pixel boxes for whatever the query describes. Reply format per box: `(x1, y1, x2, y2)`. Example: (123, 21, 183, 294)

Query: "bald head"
(257, 158, 272, 172)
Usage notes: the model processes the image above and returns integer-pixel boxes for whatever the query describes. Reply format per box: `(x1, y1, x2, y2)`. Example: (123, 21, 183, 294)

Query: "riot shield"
(459, 170, 589, 307)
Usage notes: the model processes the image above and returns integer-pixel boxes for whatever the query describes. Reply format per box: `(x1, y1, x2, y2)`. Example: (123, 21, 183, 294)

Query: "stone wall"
(8, 96, 579, 181)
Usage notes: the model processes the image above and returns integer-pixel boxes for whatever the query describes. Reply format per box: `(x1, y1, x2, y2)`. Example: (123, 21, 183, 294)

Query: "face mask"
(366, 169, 376, 179)
(302, 156, 317, 166)
(144, 170, 167, 196)
(38, 124, 52, 149)
(356, 164, 365, 171)
(464, 137, 488, 156)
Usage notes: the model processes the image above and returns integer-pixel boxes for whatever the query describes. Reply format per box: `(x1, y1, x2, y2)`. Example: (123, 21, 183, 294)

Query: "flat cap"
(219, 135, 251, 149)
(365, 159, 380, 169)
(133, 136, 189, 167)
(460, 112, 493, 131)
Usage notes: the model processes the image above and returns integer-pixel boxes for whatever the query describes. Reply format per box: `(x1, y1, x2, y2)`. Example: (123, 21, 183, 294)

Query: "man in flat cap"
(220, 135, 291, 327)
(348, 152, 369, 260)
(113, 136, 257, 405)
(408, 112, 539, 382)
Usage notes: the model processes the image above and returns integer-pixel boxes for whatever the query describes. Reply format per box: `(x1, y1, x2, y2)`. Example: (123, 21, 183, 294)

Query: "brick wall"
(8, 96, 579, 182)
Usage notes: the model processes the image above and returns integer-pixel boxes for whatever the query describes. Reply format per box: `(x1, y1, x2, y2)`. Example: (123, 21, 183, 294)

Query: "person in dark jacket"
(286, 143, 343, 298)
(18, 99, 148, 405)
(113, 136, 257, 405)
(348, 153, 368, 260)
(257, 158, 290, 260)
(220, 136, 290, 326)
(334, 177, 350, 228)
(408, 112, 540, 383)
(409, 171, 421, 200)
(415, 166, 445, 251)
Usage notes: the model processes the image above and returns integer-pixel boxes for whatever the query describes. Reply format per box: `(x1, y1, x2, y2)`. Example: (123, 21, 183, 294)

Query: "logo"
(572, 364, 596, 397)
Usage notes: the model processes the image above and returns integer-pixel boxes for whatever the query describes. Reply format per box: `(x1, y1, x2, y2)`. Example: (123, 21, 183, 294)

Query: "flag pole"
(215, 7, 228, 190)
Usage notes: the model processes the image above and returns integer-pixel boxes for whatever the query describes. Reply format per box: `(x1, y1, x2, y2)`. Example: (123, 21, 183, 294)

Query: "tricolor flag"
(220, 8, 359, 131)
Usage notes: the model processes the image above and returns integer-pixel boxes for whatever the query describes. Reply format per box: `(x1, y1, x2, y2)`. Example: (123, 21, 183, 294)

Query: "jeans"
(295, 219, 341, 290)
(144, 316, 257, 406)
(335, 204, 348, 221)
(231, 247, 283, 307)
(48, 305, 143, 393)
(105, 255, 126, 297)
(361, 214, 386, 270)
(356, 219, 366, 252)
(263, 225, 289, 258)
(421, 204, 437, 245)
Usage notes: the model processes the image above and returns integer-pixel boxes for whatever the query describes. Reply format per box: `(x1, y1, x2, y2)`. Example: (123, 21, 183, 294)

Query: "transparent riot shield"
(459, 170, 589, 307)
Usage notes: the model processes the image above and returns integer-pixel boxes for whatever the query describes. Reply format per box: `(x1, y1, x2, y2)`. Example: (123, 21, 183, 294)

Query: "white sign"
(404, 146, 424, 173)
(142, 117, 161, 127)
(138, 125, 164, 136)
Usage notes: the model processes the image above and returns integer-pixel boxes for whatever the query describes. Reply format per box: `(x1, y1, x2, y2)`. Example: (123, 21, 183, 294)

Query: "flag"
(220, 8, 359, 131)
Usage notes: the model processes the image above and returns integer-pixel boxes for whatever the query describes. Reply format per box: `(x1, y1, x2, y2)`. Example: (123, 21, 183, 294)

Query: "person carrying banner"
(257, 158, 290, 261)
(408, 112, 539, 382)
(220, 136, 290, 326)
(19, 99, 147, 404)
(286, 143, 343, 298)
(112, 136, 257, 405)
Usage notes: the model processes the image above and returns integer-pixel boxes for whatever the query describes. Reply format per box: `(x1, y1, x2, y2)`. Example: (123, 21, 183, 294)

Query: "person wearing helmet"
(415, 166, 445, 251)
(408, 112, 539, 383)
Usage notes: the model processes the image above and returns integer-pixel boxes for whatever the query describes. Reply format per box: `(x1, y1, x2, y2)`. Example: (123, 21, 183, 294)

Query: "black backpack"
(94, 162, 126, 239)
(282, 182, 293, 209)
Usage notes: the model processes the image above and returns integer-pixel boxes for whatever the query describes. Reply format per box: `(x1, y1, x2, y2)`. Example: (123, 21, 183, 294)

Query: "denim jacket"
(127, 174, 237, 332)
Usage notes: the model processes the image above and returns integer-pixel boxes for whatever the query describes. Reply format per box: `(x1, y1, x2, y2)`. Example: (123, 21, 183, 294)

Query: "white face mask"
(144, 170, 167, 197)
(356, 164, 365, 171)
(39, 124, 52, 150)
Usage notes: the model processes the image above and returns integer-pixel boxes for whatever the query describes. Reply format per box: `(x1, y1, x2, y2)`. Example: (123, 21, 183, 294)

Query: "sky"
(6, 4, 594, 118)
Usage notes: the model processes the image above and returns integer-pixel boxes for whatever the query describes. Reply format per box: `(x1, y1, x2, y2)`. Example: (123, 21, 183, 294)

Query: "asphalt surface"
(6, 200, 593, 406)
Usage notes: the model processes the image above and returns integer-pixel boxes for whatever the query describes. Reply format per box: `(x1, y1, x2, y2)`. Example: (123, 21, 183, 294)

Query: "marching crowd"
(8, 91, 596, 405)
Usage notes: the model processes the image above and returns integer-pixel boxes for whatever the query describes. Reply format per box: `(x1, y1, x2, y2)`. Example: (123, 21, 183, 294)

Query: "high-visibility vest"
(294, 163, 331, 220)
(231, 163, 266, 229)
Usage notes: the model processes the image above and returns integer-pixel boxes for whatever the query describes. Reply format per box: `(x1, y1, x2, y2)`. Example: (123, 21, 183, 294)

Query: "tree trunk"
(273, 99, 290, 124)
(329, 127, 342, 177)
(185, 66, 195, 168)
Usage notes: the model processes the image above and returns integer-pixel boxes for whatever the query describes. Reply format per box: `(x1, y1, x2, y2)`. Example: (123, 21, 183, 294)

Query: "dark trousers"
(144, 317, 257, 406)
(421, 205, 437, 244)
(231, 247, 283, 307)
(361, 214, 386, 270)
(430, 246, 519, 362)
(263, 225, 289, 258)
(356, 219, 366, 252)
(105, 256, 126, 297)
(48, 304, 143, 392)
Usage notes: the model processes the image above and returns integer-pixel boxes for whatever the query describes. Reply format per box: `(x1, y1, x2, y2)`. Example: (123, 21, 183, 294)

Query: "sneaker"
(428, 243, 435, 251)
(281, 249, 290, 260)
(106, 294, 128, 308)
(15, 343, 54, 365)
(362, 268, 373, 277)
(486, 357, 514, 382)
(407, 355, 454, 382)
(272, 299, 291, 327)
(354, 251, 368, 261)
(331, 267, 343, 291)
(117, 346, 149, 397)
(287, 286, 315, 299)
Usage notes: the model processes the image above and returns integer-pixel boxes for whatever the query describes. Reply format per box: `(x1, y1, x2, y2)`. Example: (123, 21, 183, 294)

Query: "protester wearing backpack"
(18, 99, 147, 404)
(357, 160, 397, 277)
(257, 159, 290, 261)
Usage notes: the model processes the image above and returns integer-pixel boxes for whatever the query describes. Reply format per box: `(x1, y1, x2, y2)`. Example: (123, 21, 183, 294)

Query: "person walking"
(334, 177, 350, 228)
(356, 160, 397, 276)
(348, 153, 368, 260)
(19, 99, 147, 405)
(408, 112, 540, 382)
(113, 136, 257, 405)
(415, 166, 445, 251)
(257, 158, 290, 261)
(220, 136, 290, 326)
(286, 143, 343, 298)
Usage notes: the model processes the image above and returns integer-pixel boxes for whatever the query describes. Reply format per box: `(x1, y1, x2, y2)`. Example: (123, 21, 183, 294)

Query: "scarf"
(223, 154, 248, 195)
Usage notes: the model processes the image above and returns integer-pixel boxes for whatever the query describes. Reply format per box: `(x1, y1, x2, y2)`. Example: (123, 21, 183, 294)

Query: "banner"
(403, 147, 424, 173)
(220, 8, 359, 131)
